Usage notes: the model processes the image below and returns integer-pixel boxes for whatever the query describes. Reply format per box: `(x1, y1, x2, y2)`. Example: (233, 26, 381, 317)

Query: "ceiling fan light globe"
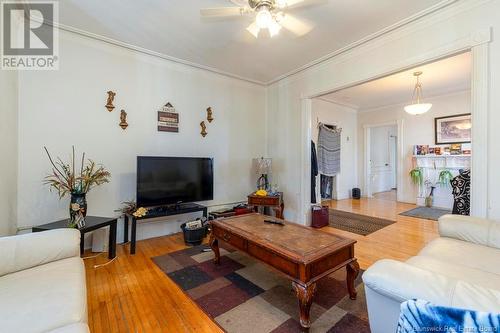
(247, 22, 261, 38)
(275, 11, 285, 22)
(404, 103, 432, 115)
(256, 8, 273, 29)
(269, 21, 282, 37)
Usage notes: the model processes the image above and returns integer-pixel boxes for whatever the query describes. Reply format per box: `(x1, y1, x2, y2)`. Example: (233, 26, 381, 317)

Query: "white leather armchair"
(0, 229, 89, 333)
(363, 214, 500, 333)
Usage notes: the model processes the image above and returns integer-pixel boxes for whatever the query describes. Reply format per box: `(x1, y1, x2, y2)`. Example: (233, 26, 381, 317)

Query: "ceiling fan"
(200, 0, 318, 38)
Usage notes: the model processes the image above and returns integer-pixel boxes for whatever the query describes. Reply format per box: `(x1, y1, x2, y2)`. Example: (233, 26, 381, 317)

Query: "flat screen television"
(136, 156, 213, 207)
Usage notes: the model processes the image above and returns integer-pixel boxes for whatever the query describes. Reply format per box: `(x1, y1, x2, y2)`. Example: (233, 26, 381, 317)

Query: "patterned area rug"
(399, 207, 451, 221)
(329, 209, 395, 236)
(152, 245, 370, 333)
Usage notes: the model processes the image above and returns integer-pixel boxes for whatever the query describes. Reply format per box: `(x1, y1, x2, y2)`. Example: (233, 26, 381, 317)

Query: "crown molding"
(25, 8, 266, 86)
(25, 0, 476, 87)
(315, 97, 359, 111)
(265, 0, 459, 85)
(358, 88, 471, 113)
(58, 22, 267, 86)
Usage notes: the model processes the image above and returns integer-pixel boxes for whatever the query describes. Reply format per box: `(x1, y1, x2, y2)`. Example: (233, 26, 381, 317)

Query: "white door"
(370, 125, 397, 194)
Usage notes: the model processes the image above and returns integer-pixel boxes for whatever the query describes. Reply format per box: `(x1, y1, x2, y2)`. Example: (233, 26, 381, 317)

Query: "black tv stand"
(123, 203, 208, 254)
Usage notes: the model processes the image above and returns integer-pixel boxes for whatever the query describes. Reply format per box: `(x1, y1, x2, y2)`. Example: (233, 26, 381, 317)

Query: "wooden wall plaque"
(158, 102, 179, 133)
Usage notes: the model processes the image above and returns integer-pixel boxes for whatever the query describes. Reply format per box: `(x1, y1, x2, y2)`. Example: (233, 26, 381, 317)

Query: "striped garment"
(397, 299, 500, 333)
(317, 124, 341, 176)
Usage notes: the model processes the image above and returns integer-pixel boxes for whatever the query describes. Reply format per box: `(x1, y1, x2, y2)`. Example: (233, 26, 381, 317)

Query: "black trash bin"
(180, 221, 208, 246)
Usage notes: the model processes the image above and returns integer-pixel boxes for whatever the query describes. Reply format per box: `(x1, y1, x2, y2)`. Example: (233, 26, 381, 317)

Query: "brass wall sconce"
(200, 121, 207, 137)
(206, 107, 214, 123)
(119, 110, 128, 130)
(105, 91, 116, 112)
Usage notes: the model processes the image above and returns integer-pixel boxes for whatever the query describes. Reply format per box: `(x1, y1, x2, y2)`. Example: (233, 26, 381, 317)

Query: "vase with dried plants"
(43, 146, 111, 228)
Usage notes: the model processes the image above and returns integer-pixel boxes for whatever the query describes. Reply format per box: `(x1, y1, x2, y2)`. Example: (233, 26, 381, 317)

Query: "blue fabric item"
(397, 300, 500, 333)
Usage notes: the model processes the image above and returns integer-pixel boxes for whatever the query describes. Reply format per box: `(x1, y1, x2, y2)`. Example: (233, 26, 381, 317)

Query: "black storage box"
(352, 188, 361, 199)
(180, 222, 208, 246)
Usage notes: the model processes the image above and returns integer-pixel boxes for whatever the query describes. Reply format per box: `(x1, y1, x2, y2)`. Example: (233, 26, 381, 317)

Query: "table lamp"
(253, 157, 272, 190)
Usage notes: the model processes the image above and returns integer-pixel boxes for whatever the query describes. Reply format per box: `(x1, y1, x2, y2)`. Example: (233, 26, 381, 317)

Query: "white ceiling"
(54, 0, 453, 84)
(320, 52, 471, 110)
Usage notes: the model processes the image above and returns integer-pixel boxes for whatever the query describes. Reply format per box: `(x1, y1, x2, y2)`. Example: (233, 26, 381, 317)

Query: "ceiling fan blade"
(200, 7, 244, 17)
(246, 22, 260, 38)
(280, 14, 313, 36)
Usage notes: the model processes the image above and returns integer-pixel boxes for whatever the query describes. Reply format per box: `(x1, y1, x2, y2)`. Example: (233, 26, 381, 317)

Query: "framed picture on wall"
(435, 113, 471, 144)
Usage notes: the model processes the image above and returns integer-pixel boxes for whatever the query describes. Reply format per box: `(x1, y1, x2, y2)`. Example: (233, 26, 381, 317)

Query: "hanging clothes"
(317, 123, 342, 176)
(320, 175, 333, 199)
(311, 141, 318, 203)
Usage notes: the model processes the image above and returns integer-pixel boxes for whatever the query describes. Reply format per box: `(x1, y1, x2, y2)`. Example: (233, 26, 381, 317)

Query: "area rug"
(328, 209, 395, 236)
(399, 207, 451, 221)
(152, 245, 369, 333)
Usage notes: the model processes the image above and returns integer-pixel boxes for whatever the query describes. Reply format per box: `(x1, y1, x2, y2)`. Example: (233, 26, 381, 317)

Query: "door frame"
(363, 121, 404, 200)
(299, 28, 490, 224)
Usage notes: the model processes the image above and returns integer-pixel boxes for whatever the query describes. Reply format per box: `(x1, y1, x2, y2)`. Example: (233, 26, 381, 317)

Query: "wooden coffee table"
(209, 213, 359, 329)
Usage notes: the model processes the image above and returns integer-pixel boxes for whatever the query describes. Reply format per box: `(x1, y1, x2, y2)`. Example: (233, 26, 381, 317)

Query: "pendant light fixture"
(404, 71, 432, 115)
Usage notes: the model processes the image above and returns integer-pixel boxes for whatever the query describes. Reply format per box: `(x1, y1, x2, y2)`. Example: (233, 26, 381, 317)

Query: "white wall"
(0, 70, 18, 236)
(358, 90, 471, 205)
(369, 125, 397, 194)
(311, 99, 357, 200)
(267, 0, 499, 223)
(16, 30, 266, 241)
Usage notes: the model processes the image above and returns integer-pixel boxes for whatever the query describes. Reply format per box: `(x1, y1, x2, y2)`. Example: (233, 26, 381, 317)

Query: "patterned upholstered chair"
(451, 169, 470, 215)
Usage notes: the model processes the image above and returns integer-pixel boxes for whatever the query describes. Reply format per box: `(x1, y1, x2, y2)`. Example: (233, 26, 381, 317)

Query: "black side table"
(32, 216, 117, 259)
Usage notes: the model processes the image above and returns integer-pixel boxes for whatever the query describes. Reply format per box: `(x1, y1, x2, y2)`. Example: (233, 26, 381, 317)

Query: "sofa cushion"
(407, 256, 500, 290)
(417, 237, 500, 275)
(0, 229, 80, 277)
(439, 214, 500, 249)
(0, 257, 87, 333)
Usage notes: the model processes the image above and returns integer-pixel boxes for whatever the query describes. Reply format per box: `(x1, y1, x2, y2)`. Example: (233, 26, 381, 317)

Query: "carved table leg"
(209, 234, 220, 265)
(292, 281, 317, 329)
(346, 259, 360, 300)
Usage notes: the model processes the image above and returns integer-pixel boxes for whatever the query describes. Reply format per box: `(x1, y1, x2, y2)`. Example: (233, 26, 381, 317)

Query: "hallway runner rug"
(152, 245, 370, 333)
(328, 209, 395, 236)
(399, 207, 451, 221)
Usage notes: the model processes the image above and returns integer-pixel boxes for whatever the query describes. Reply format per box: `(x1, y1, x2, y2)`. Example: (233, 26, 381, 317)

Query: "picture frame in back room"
(435, 113, 471, 145)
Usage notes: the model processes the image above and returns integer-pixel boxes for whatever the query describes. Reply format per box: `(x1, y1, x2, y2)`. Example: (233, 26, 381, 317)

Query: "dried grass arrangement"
(43, 146, 111, 197)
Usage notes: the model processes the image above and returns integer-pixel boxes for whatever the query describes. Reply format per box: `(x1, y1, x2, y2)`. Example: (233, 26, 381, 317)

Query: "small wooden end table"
(248, 192, 284, 218)
(32, 216, 117, 259)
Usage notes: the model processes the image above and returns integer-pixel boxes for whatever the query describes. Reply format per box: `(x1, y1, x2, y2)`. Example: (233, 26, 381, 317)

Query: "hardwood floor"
(85, 198, 438, 332)
(322, 197, 439, 268)
(84, 234, 223, 333)
(373, 189, 397, 201)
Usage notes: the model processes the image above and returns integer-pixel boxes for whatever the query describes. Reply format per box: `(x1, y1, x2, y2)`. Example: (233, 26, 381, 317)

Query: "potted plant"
(438, 169, 454, 186)
(44, 146, 111, 228)
(421, 169, 454, 207)
(423, 180, 436, 207)
(409, 167, 424, 186)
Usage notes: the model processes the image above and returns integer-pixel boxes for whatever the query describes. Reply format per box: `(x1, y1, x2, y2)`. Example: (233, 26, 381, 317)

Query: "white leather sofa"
(363, 214, 500, 333)
(0, 229, 89, 333)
